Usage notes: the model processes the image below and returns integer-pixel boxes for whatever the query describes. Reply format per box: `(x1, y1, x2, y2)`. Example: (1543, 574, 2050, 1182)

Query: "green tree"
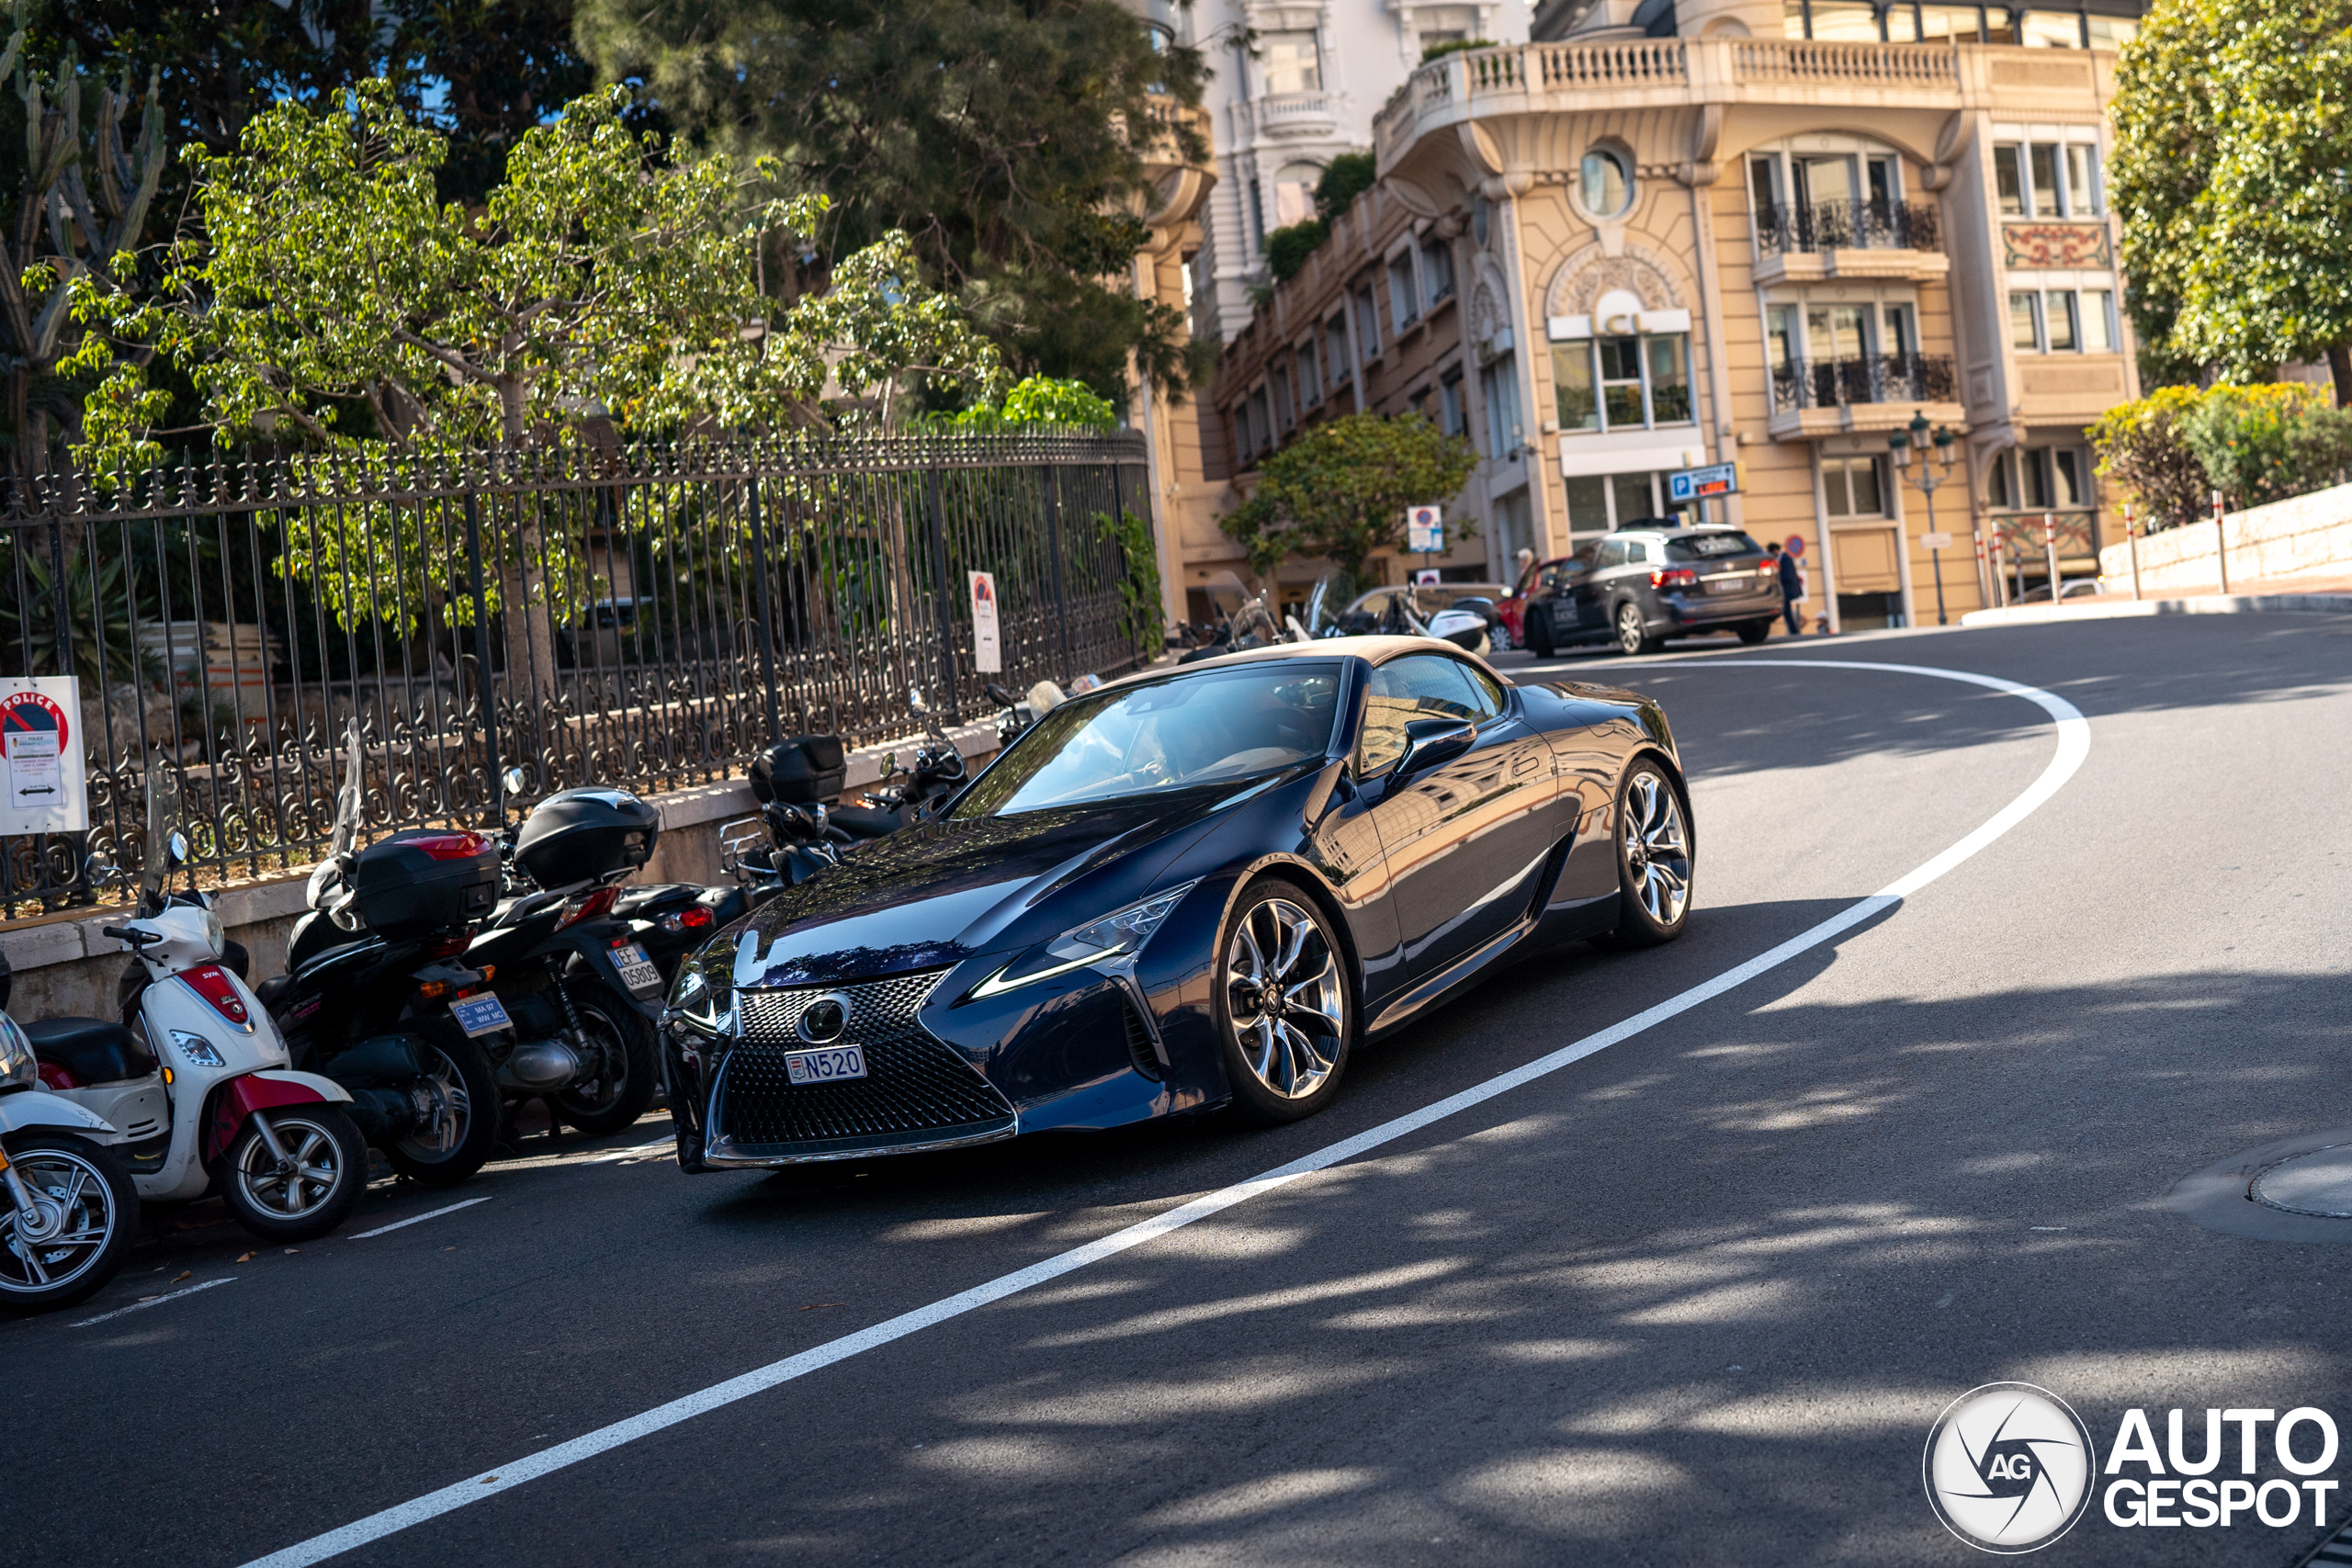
(2110, 0, 2352, 400)
(572, 0, 1209, 406)
(1218, 412, 1477, 589)
(945, 374, 1119, 431)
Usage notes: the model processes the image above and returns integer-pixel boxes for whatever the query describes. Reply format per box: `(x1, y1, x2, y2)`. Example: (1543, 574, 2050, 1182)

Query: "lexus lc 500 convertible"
(662, 637, 1694, 1170)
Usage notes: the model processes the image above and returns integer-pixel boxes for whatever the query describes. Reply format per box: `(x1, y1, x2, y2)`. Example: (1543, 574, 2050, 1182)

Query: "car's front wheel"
(1616, 602, 1661, 656)
(1598, 761, 1693, 947)
(1216, 879, 1351, 1123)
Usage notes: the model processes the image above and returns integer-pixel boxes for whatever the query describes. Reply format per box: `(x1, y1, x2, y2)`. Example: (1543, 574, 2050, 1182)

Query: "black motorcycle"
(461, 785, 666, 1137)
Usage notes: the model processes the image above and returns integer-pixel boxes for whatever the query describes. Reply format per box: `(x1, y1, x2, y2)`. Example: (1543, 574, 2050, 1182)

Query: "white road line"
(349, 1197, 494, 1239)
(70, 1276, 235, 1327)
(584, 1133, 674, 1164)
(238, 659, 2089, 1568)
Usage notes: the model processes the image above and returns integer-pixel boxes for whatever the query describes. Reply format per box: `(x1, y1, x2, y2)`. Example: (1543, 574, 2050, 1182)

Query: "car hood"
(705, 791, 1238, 990)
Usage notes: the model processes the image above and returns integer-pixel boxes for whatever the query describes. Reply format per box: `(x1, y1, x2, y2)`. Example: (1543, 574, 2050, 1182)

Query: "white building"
(1161, 0, 1534, 344)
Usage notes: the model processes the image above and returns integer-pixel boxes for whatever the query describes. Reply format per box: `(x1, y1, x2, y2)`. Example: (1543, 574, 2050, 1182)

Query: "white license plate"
(784, 1045, 866, 1087)
(450, 993, 513, 1038)
(1705, 577, 1749, 594)
(610, 941, 664, 997)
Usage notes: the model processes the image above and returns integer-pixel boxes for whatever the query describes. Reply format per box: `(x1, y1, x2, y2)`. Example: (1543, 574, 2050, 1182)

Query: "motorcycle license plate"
(609, 941, 664, 997)
(784, 1045, 866, 1087)
(450, 993, 513, 1038)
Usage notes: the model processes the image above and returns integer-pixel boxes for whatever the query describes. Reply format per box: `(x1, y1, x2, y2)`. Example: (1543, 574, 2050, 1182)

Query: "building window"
(1388, 254, 1420, 329)
(1552, 333, 1693, 432)
(2009, 290, 2044, 352)
(1989, 446, 2092, 510)
(2020, 7, 2086, 47)
(1247, 175, 1265, 250)
(1234, 408, 1253, 465)
(1807, 0, 1883, 39)
(1261, 31, 1322, 96)
(1272, 162, 1320, 228)
(1766, 304, 1798, 373)
(1440, 370, 1467, 437)
(1822, 456, 1886, 518)
(1250, 389, 1271, 455)
(1480, 354, 1524, 457)
(2079, 289, 2115, 352)
(1327, 316, 1352, 395)
(1579, 148, 1634, 219)
(1422, 240, 1455, 309)
(1564, 470, 1687, 532)
(2042, 289, 2077, 352)
(1995, 140, 2102, 220)
(1918, 5, 1987, 39)
(2086, 15, 2138, 48)
(1354, 284, 1381, 358)
(1298, 339, 1321, 407)
(1272, 366, 1295, 431)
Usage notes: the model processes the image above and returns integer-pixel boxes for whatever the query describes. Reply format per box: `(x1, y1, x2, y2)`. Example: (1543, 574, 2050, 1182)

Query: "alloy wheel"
(0, 1146, 120, 1297)
(1225, 897, 1346, 1100)
(233, 1112, 347, 1221)
(1622, 771, 1691, 926)
(397, 1046, 472, 1162)
(1617, 604, 1646, 655)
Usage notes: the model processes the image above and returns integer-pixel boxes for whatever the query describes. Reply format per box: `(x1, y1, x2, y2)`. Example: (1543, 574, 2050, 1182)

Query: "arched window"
(1579, 148, 1634, 220)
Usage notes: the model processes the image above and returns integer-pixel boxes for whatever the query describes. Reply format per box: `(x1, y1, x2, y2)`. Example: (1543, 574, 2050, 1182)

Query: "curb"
(1961, 592, 2352, 628)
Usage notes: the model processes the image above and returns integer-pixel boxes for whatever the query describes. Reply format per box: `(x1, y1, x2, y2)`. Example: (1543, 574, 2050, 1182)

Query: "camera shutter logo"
(1923, 1382, 2097, 1553)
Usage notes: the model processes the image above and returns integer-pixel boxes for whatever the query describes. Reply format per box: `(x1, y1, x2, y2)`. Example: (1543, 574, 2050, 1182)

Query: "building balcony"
(1751, 201, 1948, 285)
(1250, 90, 1341, 141)
(1767, 354, 1963, 439)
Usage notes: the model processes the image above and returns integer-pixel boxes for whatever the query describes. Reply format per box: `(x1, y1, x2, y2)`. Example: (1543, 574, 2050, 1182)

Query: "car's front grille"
(716, 969, 1014, 1158)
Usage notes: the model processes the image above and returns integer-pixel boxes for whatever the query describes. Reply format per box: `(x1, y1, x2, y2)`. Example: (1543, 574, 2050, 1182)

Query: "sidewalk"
(1960, 570, 2352, 627)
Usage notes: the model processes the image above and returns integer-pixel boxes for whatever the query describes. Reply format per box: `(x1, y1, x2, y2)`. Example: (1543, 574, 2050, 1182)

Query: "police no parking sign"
(0, 678, 85, 835)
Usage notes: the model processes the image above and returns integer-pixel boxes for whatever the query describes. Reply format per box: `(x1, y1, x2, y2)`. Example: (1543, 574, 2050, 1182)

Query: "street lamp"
(1888, 412, 1961, 626)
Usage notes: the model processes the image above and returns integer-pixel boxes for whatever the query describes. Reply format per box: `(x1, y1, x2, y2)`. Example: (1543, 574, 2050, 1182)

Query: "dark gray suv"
(1520, 525, 1784, 657)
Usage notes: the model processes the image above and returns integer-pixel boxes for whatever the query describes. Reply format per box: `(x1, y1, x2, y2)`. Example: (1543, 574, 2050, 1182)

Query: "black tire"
(1596, 761, 1694, 949)
(549, 982, 658, 1136)
(1736, 619, 1771, 645)
(1525, 613, 1555, 659)
(385, 1034, 502, 1186)
(220, 1105, 368, 1243)
(1615, 601, 1661, 657)
(1214, 877, 1352, 1124)
(0, 1133, 136, 1314)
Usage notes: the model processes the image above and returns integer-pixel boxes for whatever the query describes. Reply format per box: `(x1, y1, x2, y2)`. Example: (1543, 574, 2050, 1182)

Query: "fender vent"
(1123, 995, 1162, 1082)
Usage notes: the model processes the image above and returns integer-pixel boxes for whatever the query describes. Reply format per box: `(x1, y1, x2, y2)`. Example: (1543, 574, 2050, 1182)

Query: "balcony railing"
(1756, 198, 1940, 255)
(1772, 354, 1958, 412)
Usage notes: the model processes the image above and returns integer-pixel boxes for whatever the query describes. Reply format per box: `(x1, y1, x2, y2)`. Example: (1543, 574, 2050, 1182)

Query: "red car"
(1497, 555, 1574, 649)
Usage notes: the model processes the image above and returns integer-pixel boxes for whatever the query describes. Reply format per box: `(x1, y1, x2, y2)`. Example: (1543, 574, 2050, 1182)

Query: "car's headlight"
(668, 966, 735, 1038)
(0, 1012, 36, 1088)
(975, 881, 1199, 998)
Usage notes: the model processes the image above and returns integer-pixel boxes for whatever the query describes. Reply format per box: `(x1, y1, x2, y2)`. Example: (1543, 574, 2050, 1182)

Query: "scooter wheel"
(221, 1106, 368, 1244)
(549, 984, 658, 1138)
(0, 1134, 138, 1314)
(386, 1034, 503, 1187)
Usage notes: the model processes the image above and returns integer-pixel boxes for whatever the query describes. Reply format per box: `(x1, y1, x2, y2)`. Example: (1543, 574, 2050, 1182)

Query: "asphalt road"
(9, 615, 2352, 1568)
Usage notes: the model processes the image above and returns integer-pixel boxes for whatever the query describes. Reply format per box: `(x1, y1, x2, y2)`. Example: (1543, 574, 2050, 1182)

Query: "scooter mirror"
(906, 686, 928, 716)
(879, 750, 898, 777)
(501, 765, 528, 795)
(83, 852, 117, 886)
(165, 829, 191, 867)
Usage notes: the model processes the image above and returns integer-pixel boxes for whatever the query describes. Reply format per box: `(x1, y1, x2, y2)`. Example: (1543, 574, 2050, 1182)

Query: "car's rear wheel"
(1616, 602, 1661, 657)
(1597, 761, 1693, 948)
(1216, 879, 1351, 1123)
(1736, 618, 1771, 645)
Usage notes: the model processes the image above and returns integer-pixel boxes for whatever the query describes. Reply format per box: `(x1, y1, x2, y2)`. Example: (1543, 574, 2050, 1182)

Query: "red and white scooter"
(31, 828, 370, 1243)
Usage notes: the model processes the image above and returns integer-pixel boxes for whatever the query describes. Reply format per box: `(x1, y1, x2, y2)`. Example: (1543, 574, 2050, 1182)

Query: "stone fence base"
(2101, 480, 2352, 593)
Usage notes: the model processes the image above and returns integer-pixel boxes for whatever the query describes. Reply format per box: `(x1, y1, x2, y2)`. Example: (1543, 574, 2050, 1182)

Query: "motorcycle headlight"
(0, 1012, 36, 1089)
(974, 881, 1199, 998)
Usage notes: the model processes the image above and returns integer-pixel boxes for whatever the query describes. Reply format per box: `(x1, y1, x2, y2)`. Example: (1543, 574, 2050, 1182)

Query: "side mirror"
(501, 765, 528, 795)
(984, 682, 1014, 707)
(165, 829, 191, 867)
(907, 686, 928, 716)
(1392, 717, 1476, 782)
(878, 750, 898, 777)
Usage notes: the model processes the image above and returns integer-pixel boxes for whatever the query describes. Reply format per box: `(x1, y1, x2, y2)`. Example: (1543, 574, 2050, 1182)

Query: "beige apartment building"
(1195, 0, 2146, 632)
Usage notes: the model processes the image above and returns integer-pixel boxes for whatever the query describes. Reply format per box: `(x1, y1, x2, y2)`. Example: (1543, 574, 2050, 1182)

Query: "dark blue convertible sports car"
(662, 636, 1693, 1169)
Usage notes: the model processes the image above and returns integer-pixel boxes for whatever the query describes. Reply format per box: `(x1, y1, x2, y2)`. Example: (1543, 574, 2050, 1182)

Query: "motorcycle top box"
(513, 788, 662, 889)
(750, 735, 846, 806)
(352, 829, 502, 939)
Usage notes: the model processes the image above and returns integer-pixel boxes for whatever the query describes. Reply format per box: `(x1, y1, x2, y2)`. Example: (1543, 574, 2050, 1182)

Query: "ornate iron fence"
(1754, 198, 1939, 255)
(1771, 353, 1959, 412)
(0, 431, 1154, 916)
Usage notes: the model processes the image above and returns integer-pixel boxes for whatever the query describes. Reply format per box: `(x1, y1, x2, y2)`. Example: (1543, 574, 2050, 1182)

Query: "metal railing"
(0, 431, 1153, 916)
(1771, 354, 1959, 412)
(1755, 198, 1940, 255)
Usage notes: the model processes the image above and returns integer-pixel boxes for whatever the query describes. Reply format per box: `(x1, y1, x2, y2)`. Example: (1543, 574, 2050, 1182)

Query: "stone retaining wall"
(2100, 479, 2352, 592)
(0, 720, 1001, 1023)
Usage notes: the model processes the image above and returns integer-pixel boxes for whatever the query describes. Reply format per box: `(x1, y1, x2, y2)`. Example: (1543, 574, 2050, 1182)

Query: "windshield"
(1666, 531, 1763, 560)
(954, 664, 1342, 818)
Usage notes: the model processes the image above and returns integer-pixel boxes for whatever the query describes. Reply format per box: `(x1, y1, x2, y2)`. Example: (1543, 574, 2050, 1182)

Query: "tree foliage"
(2110, 0, 2352, 398)
(65, 82, 1006, 472)
(944, 375, 1120, 432)
(2089, 380, 2352, 525)
(1219, 413, 1478, 586)
(573, 0, 1209, 406)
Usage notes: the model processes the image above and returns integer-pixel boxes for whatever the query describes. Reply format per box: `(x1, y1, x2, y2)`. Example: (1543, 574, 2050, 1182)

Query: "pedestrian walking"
(1767, 540, 1805, 636)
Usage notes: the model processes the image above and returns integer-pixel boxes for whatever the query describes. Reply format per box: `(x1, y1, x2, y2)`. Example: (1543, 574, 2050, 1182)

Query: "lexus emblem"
(797, 995, 851, 1044)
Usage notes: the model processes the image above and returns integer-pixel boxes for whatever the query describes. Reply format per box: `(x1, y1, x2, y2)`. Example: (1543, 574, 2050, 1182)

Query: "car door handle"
(1510, 751, 1542, 777)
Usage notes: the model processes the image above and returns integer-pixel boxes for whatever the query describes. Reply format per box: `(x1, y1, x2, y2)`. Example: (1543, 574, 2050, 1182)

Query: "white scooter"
(30, 827, 370, 1244)
(0, 1008, 136, 1314)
